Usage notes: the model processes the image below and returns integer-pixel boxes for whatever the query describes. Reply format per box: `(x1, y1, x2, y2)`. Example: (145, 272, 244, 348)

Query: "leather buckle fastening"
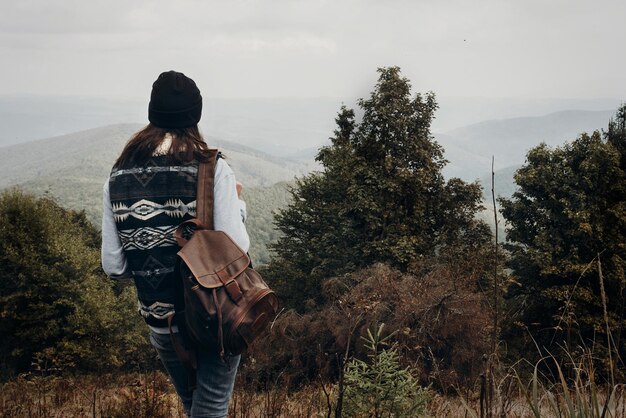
(216, 266, 243, 303)
(225, 280, 243, 304)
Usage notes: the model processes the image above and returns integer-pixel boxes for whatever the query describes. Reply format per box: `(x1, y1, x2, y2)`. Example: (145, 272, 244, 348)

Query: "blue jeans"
(149, 331, 240, 418)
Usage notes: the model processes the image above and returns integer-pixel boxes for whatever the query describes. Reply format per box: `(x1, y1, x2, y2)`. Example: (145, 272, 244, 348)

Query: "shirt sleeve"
(101, 179, 130, 278)
(213, 159, 250, 252)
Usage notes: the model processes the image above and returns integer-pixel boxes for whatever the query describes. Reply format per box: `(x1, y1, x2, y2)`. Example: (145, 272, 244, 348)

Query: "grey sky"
(1, 0, 625, 100)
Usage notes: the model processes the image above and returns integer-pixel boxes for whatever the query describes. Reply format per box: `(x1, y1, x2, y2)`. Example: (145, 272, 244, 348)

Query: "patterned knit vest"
(108, 155, 199, 327)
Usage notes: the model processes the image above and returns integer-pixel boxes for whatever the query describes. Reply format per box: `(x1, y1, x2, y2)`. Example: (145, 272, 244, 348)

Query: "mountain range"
(0, 107, 618, 260)
(0, 124, 311, 264)
(438, 109, 616, 180)
(0, 123, 314, 192)
(2, 95, 620, 154)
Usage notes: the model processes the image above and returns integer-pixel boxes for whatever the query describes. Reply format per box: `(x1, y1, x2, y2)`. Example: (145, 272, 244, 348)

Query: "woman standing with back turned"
(101, 70, 249, 417)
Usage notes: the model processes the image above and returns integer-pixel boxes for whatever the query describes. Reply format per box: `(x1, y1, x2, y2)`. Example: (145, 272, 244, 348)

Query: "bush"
(0, 189, 152, 376)
(245, 263, 492, 391)
(343, 325, 430, 418)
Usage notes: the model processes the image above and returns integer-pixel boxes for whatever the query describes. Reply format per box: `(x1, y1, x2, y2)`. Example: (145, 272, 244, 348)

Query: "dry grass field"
(2, 370, 625, 418)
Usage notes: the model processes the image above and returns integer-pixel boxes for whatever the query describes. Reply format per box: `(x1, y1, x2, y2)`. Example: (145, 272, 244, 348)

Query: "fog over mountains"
(1, 95, 620, 156)
(0, 123, 313, 226)
(439, 109, 616, 181)
(0, 97, 620, 247)
(0, 96, 343, 156)
(0, 123, 312, 263)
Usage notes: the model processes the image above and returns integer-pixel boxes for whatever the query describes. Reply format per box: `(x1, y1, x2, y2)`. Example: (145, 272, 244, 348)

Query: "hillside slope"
(2, 108, 615, 255)
(0, 124, 312, 263)
(437, 109, 615, 181)
(0, 123, 314, 189)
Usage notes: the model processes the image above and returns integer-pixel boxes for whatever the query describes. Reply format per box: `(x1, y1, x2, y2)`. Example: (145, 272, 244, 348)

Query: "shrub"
(245, 263, 492, 391)
(0, 189, 152, 376)
(343, 324, 430, 418)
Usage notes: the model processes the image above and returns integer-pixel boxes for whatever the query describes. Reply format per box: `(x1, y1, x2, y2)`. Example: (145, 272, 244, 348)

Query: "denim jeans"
(149, 331, 240, 418)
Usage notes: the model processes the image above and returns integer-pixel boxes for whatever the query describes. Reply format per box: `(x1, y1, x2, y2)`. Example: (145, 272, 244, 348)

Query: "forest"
(1, 67, 626, 417)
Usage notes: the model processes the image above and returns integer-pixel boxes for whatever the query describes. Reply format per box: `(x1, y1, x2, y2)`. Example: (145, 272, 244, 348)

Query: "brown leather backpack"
(171, 150, 279, 366)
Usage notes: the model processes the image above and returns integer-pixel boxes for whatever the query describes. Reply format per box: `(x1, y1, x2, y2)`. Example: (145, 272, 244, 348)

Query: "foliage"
(343, 324, 430, 418)
(2, 368, 625, 418)
(245, 263, 492, 391)
(0, 372, 182, 418)
(267, 67, 491, 310)
(0, 189, 152, 376)
(499, 105, 626, 375)
(458, 349, 625, 418)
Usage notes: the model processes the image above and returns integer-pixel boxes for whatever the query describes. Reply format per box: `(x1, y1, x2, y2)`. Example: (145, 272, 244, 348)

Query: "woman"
(101, 70, 249, 417)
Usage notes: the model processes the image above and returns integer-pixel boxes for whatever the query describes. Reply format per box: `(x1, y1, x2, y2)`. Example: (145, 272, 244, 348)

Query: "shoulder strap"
(196, 149, 219, 230)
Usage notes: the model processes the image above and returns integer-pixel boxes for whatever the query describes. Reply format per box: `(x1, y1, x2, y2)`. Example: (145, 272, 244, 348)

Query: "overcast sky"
(1, 0, 625, 101)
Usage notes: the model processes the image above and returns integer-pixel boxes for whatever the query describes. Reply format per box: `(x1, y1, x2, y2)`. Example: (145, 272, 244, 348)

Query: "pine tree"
(343, 324, 430, 418)
(267, 67, 490, 310)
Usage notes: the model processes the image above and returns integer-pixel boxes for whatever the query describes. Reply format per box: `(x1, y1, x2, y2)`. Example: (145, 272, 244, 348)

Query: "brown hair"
(114, 124, 212, 169)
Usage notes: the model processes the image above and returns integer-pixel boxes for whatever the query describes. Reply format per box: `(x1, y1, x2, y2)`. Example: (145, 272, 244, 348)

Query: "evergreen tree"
(267, 67, 490, 310)
(500, 105, 626, 370)
(343, 325, 430, 418)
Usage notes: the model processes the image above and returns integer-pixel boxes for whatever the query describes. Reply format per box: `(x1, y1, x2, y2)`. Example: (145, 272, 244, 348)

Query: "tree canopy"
(0, 189, 150, 376)
(267, 67, 491, 310)
(500, 105, 626, 369)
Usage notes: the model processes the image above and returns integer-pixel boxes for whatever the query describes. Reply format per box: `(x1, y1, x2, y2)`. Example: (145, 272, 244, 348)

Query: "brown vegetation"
(0, 372, 183, 418)
(244, 263, 493, 392)
(2, 368, 625, 418)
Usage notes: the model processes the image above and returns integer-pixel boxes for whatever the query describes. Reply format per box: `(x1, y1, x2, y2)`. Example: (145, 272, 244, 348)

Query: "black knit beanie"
(148, 71, 202, 129)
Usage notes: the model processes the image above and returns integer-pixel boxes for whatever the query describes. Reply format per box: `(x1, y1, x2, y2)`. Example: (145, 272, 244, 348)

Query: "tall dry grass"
(2, 359, 624, 418)
(0, 371, 330, 418)
(0, 371, 184, 418)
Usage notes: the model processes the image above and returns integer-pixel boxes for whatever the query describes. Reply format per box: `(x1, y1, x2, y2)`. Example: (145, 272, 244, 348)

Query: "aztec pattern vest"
(108, 155, 203, 327)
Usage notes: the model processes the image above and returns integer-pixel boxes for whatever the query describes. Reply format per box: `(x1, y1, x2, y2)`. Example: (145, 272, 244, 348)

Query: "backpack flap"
(177, 229, 250, 292)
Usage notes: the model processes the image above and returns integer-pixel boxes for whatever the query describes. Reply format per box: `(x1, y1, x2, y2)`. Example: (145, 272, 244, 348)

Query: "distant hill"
(2, 107, 618, 254)
(478, 165, 521, 201)
(286, 146, 322, 162)
(437, 109, 615, 181)
(0, 124, 315, 263)
(438, 110, 616, 241)
(241, 182, 292, 264)
(437, 133, 492, 180)
(2, 95, 621, 154)
(0, 96, 342, 157)
(282, 109, 616, 185)
(0, 123, 315, 189)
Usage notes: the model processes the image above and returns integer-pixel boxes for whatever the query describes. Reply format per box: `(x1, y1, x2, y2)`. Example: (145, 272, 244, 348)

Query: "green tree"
(267, 67, 490, 309)
(500, 105, 626, 371)
(0, 189, 150, 376)
(343, 324, 430, 418)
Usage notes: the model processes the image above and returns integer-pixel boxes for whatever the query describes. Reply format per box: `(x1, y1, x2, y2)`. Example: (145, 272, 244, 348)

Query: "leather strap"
(216, 268, 243, 303)
(167, 149, 218, 390)
(196, 150, 219, 230)
(212, 288, 226, 361)
(173, 150, 218, 247)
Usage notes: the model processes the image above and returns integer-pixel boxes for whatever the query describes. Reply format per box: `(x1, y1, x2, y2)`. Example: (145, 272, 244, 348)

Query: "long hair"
(113, 124, 211, 169)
